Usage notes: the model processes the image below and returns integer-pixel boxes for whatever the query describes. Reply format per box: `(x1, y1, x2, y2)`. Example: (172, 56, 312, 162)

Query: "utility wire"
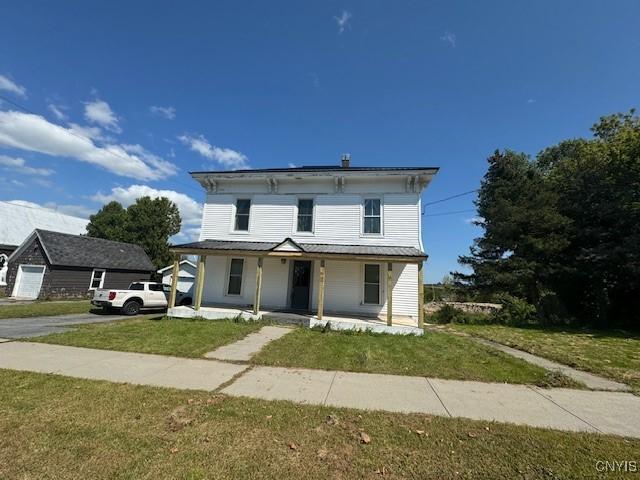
(423, 208, 477, 217)
(0, 94, 203, 196)
(423, 189, 478, 207)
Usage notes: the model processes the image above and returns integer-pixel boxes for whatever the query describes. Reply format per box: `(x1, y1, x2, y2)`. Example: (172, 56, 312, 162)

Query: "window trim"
(225, 257, 245, 296)
(361, 197, 383, 237)
(231, 197, 252, 234)
(89, 269, 106, 290)
(294, 197, 315, 235)
(362, 263, 382, 305)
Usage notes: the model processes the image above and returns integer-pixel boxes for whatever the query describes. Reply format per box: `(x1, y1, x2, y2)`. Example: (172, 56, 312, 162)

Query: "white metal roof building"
(0, 201, 89, 251)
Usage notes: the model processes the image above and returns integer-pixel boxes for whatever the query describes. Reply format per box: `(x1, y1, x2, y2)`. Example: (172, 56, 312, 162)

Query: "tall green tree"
(87, 196, 181, 270)
(457, 111, 640, 328)
(86, 201, 128, 241)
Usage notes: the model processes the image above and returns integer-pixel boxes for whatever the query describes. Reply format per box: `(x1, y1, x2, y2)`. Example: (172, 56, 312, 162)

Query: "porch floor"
(168, 305, 423, 336)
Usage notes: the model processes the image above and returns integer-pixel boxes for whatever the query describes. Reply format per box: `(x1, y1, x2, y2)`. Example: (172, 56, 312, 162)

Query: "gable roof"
(0, 201, 88, 248)
(157, 259, 197, 274)
(9, 230, 155, 271)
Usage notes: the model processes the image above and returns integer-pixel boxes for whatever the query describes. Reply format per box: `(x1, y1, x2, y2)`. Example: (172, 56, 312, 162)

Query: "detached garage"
(5, 229, 154, 299)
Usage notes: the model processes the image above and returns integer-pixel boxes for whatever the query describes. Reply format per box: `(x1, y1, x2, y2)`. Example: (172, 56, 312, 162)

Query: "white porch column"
(194, 255, 206, 311)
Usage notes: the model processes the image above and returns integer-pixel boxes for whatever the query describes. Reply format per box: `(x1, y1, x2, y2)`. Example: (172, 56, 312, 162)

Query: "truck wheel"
(122, 300, 141, 316)
(180, 297, 192, 306)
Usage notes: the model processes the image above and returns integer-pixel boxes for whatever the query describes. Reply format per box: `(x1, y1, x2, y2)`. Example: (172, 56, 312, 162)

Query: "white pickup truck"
(91, 281, 192, 315)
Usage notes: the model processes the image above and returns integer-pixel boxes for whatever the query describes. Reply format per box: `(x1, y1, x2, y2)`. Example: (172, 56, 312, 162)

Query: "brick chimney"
(341, 153, 351, 168)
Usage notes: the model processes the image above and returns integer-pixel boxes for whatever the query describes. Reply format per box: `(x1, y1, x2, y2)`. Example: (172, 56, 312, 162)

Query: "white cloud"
(91, 184, 202, 240)
(464, 216, 484, 225)
(440, 31, 456, 47)
(47, 103, 67, 121)
(67, 122, 113, 143)
(178, 133, 249, 170)
(0, 154, 54, 176)
(150, 105, 176, 120)
(84, 99, 121, 133)
(334, 10, 352, 34)
(527, 98, 535, 104)
(0, 74, 26, 97)
(0, 110, 177, 180)
(288, 163, 297, 168)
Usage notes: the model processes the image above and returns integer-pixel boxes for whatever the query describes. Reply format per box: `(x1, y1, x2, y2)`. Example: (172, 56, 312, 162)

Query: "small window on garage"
(227, 258, 244, 295)
(363, 264, 380, 304)
(89, 269, 105, 290)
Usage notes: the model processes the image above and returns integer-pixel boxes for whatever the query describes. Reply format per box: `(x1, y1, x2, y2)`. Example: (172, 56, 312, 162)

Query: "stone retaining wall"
(424, 301, 502, 315)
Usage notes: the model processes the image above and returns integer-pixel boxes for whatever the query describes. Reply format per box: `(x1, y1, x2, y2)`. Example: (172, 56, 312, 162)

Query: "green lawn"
(0, 370, 636, 480)
(451, 324, 640, 392)
(33, 317, 263, 358)
(251, 328, 574, 386)
(0, 300, 93, 319)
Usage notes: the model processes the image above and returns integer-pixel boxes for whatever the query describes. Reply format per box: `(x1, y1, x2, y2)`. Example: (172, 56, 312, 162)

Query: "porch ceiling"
(170, 238, 427, 263)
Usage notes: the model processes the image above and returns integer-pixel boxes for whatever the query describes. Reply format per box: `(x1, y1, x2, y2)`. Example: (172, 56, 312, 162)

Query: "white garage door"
(15, 265, 45, 299)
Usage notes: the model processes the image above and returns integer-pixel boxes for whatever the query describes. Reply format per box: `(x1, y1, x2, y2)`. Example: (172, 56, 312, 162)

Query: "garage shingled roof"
(28, 230, 155, 271)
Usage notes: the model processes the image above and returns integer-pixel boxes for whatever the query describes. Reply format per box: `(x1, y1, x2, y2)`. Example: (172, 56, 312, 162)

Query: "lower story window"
(363, 264, 380, 304)
(89, 269, 105, 290)
(227, 258, 244, 295)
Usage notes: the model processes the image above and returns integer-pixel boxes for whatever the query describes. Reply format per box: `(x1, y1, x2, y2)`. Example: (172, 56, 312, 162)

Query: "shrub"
(490, 294, 537, 326)
(430, 304, 492, 325)
(430, 304, 465, 324)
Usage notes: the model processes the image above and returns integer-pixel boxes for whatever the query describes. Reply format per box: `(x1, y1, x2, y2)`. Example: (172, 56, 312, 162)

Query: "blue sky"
(1, 1, 639, 282)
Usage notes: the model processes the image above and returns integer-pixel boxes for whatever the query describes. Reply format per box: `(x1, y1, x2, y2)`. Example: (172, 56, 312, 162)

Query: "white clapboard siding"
(199, 193, 421, 248)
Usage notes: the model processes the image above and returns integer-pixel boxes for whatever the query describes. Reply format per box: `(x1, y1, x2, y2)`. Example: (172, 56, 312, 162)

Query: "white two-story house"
(168, 156, 438, 334)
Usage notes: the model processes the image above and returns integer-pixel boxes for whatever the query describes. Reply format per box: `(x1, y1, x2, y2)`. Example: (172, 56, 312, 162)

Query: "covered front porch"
(166, 238, 426, 335)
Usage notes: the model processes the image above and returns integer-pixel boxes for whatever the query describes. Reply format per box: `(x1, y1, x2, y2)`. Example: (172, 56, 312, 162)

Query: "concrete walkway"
(0, 341, 639, 438)
(204, 325, 292, 361)
(472, 337, 631, 392)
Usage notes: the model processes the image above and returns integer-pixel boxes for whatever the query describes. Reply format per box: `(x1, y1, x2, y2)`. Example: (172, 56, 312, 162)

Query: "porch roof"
(170, 238, 427, 263)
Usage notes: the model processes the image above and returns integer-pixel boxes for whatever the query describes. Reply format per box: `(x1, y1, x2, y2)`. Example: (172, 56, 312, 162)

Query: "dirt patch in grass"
(0, 369, 637, 479)
(252, 328, 555, 385)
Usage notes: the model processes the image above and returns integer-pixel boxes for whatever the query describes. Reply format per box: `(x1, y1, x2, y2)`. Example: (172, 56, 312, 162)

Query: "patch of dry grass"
(0, 369, 637, 479)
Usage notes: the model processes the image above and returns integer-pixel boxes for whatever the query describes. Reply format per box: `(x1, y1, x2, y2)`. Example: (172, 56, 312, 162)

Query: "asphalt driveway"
(0, 313, 139, 339)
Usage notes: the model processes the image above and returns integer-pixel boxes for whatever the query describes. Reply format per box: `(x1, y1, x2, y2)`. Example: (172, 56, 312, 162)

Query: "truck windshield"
(129, 283, 144, 290)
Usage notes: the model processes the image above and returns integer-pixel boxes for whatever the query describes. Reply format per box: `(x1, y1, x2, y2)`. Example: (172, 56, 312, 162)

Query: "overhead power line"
(0, 94, 203, 196)
(423, 208, 477, 217)
(423, 189, 479, 207)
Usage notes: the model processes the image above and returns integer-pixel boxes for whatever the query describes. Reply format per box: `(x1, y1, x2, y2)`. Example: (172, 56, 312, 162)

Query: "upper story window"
(363, 198, 381, 234)
(234, 199, 251, 231)
(296, 199, 314, 233)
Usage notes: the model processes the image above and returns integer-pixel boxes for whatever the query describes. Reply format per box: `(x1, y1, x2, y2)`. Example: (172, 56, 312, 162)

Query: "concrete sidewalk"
(0, 341, 638, 438)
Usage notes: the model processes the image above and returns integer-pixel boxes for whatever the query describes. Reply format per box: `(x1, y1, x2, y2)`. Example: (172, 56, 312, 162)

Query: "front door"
(290, 260, 312, 310)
